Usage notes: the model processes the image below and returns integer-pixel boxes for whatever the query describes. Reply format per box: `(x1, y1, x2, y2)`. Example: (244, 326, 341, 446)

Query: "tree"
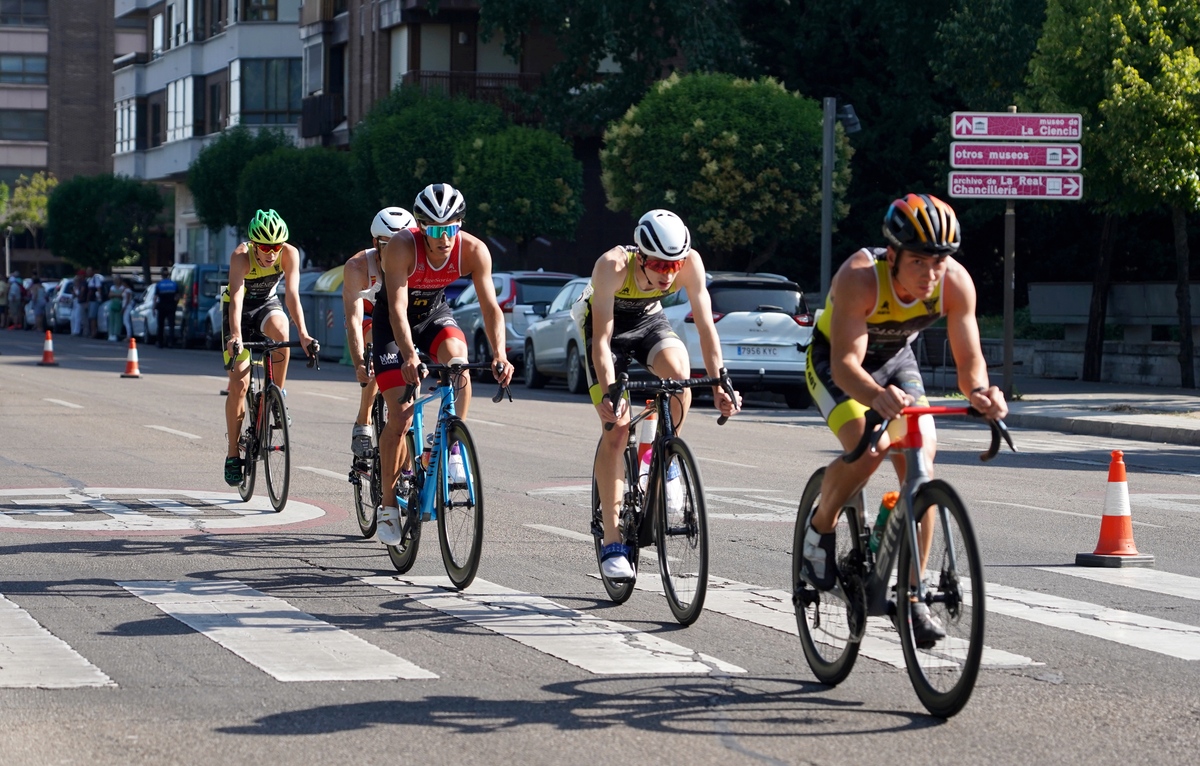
(46, 174, 163, 272)
(187, 125, 293, 231)
(349, 87, 507, 210)
(933, 0, 1047, 112)
(0, 182, 8, 225)
(6, 171, 57, 249)
(454, 125, 584, 264)
(601, 73, 849, 271)
(237, 147, 371, 268)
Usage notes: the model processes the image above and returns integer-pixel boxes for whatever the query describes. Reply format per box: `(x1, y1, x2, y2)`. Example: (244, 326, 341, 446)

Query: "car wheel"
(565, 343, 587, 395)
(784, 385, 812, 410)
(524, 341, 548, 389)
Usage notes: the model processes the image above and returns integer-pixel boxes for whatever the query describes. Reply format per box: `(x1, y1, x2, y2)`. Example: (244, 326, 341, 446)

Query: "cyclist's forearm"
(285, 293, 309, 337)
(594, 338, 617, 391)
(389, 314, 417, 361)
(483, 304, 506, 361)
(833, 359, 886, 407)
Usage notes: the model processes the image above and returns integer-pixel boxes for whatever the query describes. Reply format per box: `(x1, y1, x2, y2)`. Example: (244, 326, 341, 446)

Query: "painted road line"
(1041, 567, 1200, 602)
(466, 418, 506, 427)
(144, 425, 202, 440)
(0, 595, 114, 688)
(525, 523, 593, 543)
(707, 493, 794, 513)
(977, 500, 1165, 528)
(142, 498, 202, 515)
(365, 575, 745, 676)
(696, 456, 758, 468)
(982, 581, 1200, 660)
(43, 398, 83, 409)
(119, 580, 436, 681)
(298, 466, 348, 481)
(68, 493, 156, 527)
(627, 574, 1038, 670)
(303, 392, 348, 400)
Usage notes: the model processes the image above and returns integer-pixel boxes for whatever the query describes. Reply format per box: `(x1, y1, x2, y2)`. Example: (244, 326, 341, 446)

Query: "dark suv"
(451, 270, 578, 370)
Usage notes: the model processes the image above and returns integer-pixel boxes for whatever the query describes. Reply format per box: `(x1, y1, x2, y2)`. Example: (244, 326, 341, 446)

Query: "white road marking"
(695, 456, 758, 468)
(525, 523, 593, 543)
(1042, 567, 1200, 602)
(143, 425, 202, 440)
(467, 418, 507, 427)
(141, 498, 202, 515)
(707, 493, 794, 512)
(43, 398, 83, 409)
(975, 500, 1165, 528)
(119, 580, 436, 681)
(0, 595, 114, 688)
(365, 575, 744, 676)
(298, 466, 348, 481)
(302, 392, 348, 400)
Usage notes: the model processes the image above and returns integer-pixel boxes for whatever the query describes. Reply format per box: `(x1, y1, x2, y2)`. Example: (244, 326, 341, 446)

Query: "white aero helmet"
(413, 183, 467, 225)
(634, 209, 691, 260)
(371, 207, 415, 240)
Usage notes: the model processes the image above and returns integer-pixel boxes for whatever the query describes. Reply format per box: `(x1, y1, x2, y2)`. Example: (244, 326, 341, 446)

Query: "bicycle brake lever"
(492, 384, 512, 404)
(604, 375, 629, 432)
(716, 368, 736, 425)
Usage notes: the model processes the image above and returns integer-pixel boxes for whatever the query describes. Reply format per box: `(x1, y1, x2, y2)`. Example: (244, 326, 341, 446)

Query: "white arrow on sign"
(1063, 147, 1078, 165)
(1063, 176, 1080, 195)
(956, 117, 972, 135)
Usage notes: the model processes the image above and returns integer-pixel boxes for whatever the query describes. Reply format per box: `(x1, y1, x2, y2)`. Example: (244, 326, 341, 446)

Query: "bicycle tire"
(387, 430, 423, 573)
(237, 390, 257, 502)
(591, 440, 639, 604)
(261, 386, 290, 512)
(353, 395, 386, 538)
(792, 467, 862, 686)
(656, 438, 708, 626)
(437, 420, 483, 589)
(896, 479, 985, 718)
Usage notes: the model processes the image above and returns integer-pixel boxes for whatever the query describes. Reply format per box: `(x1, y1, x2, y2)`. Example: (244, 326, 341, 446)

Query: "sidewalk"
(999, 375, 1200, 447)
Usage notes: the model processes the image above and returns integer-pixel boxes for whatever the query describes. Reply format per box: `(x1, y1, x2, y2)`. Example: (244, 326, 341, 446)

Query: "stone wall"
(980, 338, 1200, 387)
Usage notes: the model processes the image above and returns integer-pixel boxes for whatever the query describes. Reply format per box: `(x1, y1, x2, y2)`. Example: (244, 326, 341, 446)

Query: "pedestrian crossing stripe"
(1042, 566, 1200, 602)
(0, 595, 114, 689)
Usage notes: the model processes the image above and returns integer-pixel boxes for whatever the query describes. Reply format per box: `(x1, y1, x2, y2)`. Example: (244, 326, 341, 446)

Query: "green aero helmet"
(248, 209, 289, 245)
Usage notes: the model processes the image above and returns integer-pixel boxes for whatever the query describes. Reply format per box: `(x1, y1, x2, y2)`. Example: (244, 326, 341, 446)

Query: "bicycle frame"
(399, 369, 478, 523)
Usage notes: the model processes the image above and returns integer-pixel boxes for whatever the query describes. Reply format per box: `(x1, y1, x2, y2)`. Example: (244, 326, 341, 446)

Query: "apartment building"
(112, 0, 305, 264)
(1, 0, 116, 276)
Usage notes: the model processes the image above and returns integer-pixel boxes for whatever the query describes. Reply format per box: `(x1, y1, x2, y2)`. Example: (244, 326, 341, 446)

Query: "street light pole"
(4, 226, 11, 279)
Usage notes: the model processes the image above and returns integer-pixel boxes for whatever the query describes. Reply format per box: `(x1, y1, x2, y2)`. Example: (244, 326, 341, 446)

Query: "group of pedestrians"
(2, 271, 46, 331)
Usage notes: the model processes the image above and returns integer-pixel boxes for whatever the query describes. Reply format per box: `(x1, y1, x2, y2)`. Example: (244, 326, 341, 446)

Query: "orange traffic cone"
(1076, 450, 1154, 567)
(121, 337, 142, 378)
(37, 330, 59, 366)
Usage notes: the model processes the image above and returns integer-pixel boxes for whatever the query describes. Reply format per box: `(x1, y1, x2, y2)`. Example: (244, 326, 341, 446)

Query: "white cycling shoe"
(377, 505, 403, 546)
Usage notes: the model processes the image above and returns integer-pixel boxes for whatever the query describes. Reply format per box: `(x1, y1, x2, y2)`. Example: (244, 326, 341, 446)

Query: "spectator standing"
(29, 271, 46, 332)
(155, 266, 178, 347)
(6, 274, 23, 330)
(121, 277, 134, 341)
(71, 271, 87, 335)
(107, 279, 123, 341)
(86, 267, 104, 338)
(0, 274, 9, 329)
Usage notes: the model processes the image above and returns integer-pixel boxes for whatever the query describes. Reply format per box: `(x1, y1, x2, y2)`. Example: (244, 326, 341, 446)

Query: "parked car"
(523, 277, 591, 393)
(203, 268, 324, 350)
(173, 264, 230, 347)
(44, 278, 73, 332)
(24, 280, 56, 328)
(660, 273, 815, 409)
(129, 283, 160, 345)
(451, 270, 578, 371)
(444, 277, 472, 305)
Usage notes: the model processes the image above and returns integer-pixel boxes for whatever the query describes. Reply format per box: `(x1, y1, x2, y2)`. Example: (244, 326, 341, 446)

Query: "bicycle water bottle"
(636, 400, 656, 491)
(421, 432, 433, 470)
(869, 491, 900, 553)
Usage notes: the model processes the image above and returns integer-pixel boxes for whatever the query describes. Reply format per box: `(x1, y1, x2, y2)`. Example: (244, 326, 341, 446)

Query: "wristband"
(970, 386, 987, 395)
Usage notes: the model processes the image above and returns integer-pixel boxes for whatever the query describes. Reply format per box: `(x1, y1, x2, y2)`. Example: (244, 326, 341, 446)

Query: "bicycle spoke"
(657, 439, 707, 626)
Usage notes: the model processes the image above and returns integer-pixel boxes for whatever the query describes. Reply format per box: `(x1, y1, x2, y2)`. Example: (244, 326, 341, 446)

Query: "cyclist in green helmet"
(221, 208, 316, 486)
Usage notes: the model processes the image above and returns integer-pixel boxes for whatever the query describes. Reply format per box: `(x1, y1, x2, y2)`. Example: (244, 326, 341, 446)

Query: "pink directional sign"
(951, 142, 1081, 170)
(948, 171, 1083, 200)
(951, 112, 1082, 140)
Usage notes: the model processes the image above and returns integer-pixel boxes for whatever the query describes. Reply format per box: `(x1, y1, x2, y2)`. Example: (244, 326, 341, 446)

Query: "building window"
(152, 14, 164, 57)
(0, 54, 47, 85)
(166, 77, 194, 142)
(0, 110, 46, 141)
(208, 81, 226, 133)
(115, 99, 139, 154)
(0, 0, 48, 27)
(0, 166, 39, 187)
(242, 1, 278, 21)
(239, 59, 302, 124)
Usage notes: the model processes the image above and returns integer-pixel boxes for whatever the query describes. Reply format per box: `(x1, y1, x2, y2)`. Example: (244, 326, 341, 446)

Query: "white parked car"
(523, 277, 591, 394)
(451, 270, 577, 373)
(660, 273, 815, 409)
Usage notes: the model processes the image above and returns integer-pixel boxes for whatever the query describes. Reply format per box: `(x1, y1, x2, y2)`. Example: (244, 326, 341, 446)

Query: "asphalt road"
(2, 332, 1198, 766)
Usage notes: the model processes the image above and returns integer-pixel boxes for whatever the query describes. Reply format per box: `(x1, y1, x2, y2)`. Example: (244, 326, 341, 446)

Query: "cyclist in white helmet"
(343, 207, 416, 459)
(579, 209, 742, 581)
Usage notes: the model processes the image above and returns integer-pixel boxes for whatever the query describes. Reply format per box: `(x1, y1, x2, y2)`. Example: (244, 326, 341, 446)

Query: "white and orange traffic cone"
(121, 337, 142, 378)
(1076, 450, 1154, 567)
(37, 330, 58, 366)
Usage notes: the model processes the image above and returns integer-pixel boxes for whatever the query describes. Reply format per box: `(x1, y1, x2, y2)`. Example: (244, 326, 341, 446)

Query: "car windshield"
(202, 272, 225, 298)
(515, 278, 572, 303)
(709, 285, 806, 314)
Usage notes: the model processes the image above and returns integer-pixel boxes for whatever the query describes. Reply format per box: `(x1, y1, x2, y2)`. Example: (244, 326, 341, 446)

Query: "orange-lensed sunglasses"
(256, 243, 284, 254)
(642, 255, 686, 274)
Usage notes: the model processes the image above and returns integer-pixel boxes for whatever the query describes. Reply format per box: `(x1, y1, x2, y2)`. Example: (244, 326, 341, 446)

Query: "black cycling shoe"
(799, 523, 838, 591)
(224, 456, 243, 486)
(903, 602, 947, 649)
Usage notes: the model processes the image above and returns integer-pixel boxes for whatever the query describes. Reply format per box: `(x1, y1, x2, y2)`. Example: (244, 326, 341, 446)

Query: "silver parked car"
(523, 277, 591, 393)
(451, 270, 577, 371)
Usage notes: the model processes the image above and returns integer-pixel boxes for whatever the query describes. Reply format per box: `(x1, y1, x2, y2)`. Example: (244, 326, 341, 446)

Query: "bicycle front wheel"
(657, 438, 708, 626)
(261, 386, 291, 512)
(896, 479, 985, 718)
(388, 430, 423, 573)
(591, 441, 639, 604)
(792, 467, 862, 686)
(237, 391, 257, 502)
(353, 395, 387, 538)
(437, 420, 483, 589)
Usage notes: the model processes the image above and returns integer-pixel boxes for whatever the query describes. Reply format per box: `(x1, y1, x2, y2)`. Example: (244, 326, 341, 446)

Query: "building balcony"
(115, 0, 157, 20)
(114, 126, 300, 183)
(400, 70, 541, 123)
(300, 0, 349, 26)
(301, 92, 344, 138)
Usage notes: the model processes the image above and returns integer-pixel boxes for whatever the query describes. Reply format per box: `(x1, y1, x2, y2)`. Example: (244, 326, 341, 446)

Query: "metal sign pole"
(1003, 199, 1016, 398)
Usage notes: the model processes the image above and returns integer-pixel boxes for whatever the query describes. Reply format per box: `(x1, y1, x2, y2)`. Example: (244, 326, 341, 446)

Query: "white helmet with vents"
(634, 209, 691, 260)
(413, 183, 467, 225)
(371, 207, 415, 240)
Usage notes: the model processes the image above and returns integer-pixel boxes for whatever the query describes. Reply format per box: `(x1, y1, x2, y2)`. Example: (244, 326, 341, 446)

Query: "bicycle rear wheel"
(656, 438, 707, 626)
(896, 479, 985, 718)
(437, 420, 483, 589)
(592, 441, 639, 604)
(261, 386, 290, 512)
(387, 430, 423, 573)
(353, 395, 386, 538)
(792, 467, 863, 686)
(237, 390, 257, 502)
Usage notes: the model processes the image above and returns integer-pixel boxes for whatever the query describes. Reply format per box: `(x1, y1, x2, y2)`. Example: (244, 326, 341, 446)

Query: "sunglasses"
(642, 255, 686, 274)
(422, 223, 461, 239)
(256, 243, 284, 254)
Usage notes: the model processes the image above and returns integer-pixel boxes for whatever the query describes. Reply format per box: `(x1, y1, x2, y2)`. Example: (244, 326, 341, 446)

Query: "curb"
(1005, 411, 1200, 447)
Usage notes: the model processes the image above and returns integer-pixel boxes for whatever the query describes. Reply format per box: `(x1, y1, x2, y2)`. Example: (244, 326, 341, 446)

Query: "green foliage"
(46, 174, 162, 270)
(6, 171, 58, 248)
(0, 182, 8, 223)
(934, 0, 1047, 111)
(478, 0, 751, 134)
(188, 125, 294, 231)
(601, 73, 848, 267)
(350, 87, 507, 210)
(454, 125, 584, 260)
(237, 147, 371, 268)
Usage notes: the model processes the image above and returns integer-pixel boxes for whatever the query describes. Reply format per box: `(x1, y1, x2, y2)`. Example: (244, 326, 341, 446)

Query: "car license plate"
(736, 345, 778, 357)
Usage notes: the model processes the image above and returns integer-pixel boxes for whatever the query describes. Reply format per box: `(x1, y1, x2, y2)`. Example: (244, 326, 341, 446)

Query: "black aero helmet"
(413, 183, 466, 225)
(882, 193, 960, 255)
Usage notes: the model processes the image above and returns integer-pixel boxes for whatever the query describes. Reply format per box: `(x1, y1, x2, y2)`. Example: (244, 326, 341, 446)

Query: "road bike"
(792, 405, 1014, 717)
(349, 342, 385, 538)
(591, 368, 736, 626)
(385, 356, 512, 590)
(226, 338, 320, 513)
